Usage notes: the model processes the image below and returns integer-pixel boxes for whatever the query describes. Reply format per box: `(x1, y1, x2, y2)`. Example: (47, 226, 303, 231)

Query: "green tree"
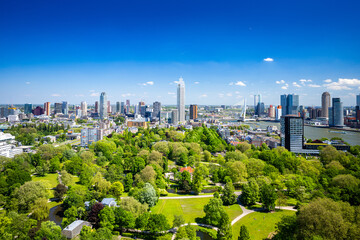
(54, 184, 67, 201)
(179, 170, 192, 193)
(238, 225, 250, 240)
(31, 198, 49, 220)
(240, 179, 259, 206)
(203, 197, 225, 227)
(14, 181, 50, 211)
(260, 184, 277, 211)
(221, 182, 237, 205)
(114, 208, 135, 234)
(173, 214, 185, 228)
(217, 211, 232, 240)
(35, 221, 65, 240)
(192, 168, 204, 194)
(138, 182, 158, 207)
(110, 181, 124, 200)
(226, 161, 248, 183)
(119, 197, 148, 217)
(60, 170, 74, 186)
(273, 215, 297, 240)
(147, 214, 170, 233)
(99, 206, 115, 230)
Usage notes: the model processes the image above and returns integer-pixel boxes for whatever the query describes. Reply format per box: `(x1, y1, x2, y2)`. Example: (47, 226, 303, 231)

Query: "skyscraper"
(275, 105, 282, 121)
(153, 101, 161, 120)
(100, 92, 107, 120)
(95, 101, 99, 113)
(107, 101, 111, 113)
(190, 104, 198, 120)
(116, 102, 120, 113)
(321, 92, 331, 118)
(280, 94, 299, 116)
(268, 105, 275, 118)
(280, 115, 304, 153)
(24, 103, 32, 114)
(62, 101, 68, 114)
(121, 102, 125, 114)
(171, 109, 178, 124)
(44, 102, 50, 116)
(254, 94, 261, 115)
(357, 93, 360, 107)
(177, 77, 185, 122)
(329, 98, 344, 127)
(54, 103, 62, 114)
(81, 101, 87, 116)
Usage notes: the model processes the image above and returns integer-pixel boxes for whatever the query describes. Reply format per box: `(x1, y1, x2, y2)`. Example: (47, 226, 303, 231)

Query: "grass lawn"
(152, 198, 243, 225)
(232, 210, 296, 240)
(32, 173, 59, 188)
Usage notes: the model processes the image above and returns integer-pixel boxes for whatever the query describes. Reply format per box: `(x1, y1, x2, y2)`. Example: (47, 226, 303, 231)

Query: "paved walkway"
(160, 191, 241, 200)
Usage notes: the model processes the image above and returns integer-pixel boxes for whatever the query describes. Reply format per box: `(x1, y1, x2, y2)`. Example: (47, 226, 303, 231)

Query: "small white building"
(101, 198, 117, 207)
(0, 132, 22, 158)
(62, 220, 92, 239)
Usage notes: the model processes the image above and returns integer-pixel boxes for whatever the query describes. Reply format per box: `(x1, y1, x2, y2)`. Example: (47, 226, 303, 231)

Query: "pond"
(196, 230, 214, 240)
(48, 205, 63, 228)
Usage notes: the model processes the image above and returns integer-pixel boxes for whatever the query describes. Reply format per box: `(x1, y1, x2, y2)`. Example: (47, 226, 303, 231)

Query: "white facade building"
(81, 128, 103, 146)
(0, 132, 22, 158)
(177, 77, 185, 122)
(81, 101, 87, 116)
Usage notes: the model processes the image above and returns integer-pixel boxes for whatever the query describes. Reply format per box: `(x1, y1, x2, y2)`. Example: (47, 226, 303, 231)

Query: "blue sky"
(0, 0, 359, 106)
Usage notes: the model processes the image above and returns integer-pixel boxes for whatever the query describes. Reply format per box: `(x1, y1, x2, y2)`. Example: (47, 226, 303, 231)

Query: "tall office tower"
(107, 101, 111, 113)
(357, 93, 360, 107)
(62, 101, 68, 114)
(268, 105, 275, 118)
(139, 101, 146, 117)
(54, 103, 62, 114)
(280, 94, 299, 116)
(275, 105, 282, 121)
(153, 101, 161, 120)
(171, 109, 178, 124)
(24, 103, 32, 114)
(253, 94, 262, 115)
(125, 100, 130, 114)
(189, 104, 198, 120)
(329, 98, 344, 127)
(177, 77, 185, 122)
(95, 101, 99, 113)
(321, 92, 331, 118)
(100, 92, 107, 120)
(121, 102, 125, 114)
(280, 115, 304, 153)
(116, 102, 120, 113)
(81, 101, 87, 116)
(44, 102, 51, 116)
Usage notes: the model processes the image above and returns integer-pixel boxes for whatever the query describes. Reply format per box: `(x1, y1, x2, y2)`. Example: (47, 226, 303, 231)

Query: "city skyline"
(1, 0, 360, 105)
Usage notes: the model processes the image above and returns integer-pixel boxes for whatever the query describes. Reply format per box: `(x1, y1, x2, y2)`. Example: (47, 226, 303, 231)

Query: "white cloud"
(218, 93, 225, 98)
(139, 81, 154, 86)
(293, 82, 302, 88)
(51, 93, 61, 97)
(25, 82, 31, 85)
(121, 93, 135, 97)
(229, 82, 234, 86)
(324, 79, 332, 83)
(308, 84, 321, 88)
(281, 86, 288, 90)
(235, 91, 240, 94)
(234, 81, 246, 87)
(276, 80, 285, 84)
(90, 92, 99, 97)
(226, 93, 233, 97)
(194, 82, 200, 84)
(323, 78, 360, 90)
(168, 92, 175, 95)
(264, 58, 274, 62)
(299, 79, 312, 85)
(199, 94, 208, 98)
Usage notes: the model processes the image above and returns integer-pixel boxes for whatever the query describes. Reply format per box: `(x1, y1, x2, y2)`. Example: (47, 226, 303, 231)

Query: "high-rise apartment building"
(280, 94, 299, 116)
(254, 94, 262, 115)
(100, 92, 107, 120)
(116, 102, 120, 113)
(121, 102, 125, 114)
(190, 104, 198, 120)
(280, 115, 304, 153)
(81, 128, 103, 146)
(177, 77, 185, 122)
(153, 101, 161, 120)
(107, 101, 111, 113)
(62, 101, 68, 114)
(81, 101, 87, 116)
(24, 103, 32, 114)
(357, 94, 360, 107)
(275, 105, 282, 121)
(321, 92, 331, 119)
(95, 101, 99, 113)
(44, 102, 50, 116)
(171, 109, 178, 124)
(139, 101, 146, 117)
(54, 103, 62, 114)
(268, 105, 275, 118)
(329, 98, 344, 127)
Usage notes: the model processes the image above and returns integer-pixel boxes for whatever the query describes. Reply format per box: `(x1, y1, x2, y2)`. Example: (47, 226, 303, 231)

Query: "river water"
(244, 121, 360, 146)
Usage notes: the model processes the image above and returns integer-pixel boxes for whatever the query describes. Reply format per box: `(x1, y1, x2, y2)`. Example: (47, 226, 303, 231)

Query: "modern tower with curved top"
(321, 92, 331, 119)
(100, 92, 107, 120)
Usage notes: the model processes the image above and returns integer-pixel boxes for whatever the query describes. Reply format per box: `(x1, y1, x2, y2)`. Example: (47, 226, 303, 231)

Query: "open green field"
(152, 197, 243, 225)
(32, 173, 59, 188)
(232, 210, 296, 240)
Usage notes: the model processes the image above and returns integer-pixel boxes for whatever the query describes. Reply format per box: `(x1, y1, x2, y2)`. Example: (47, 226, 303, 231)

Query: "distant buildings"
(116, 102, 120, 113)
(153, 101, 161, 120)
(44, 102, 50, 116)
(280, 115, 304, 153)
(24, 103, 32, 114)
(321, 92, 330, 118)
(107, 101, 111, 113)
(121, 102, 125, 114)
(275, 105, 282, 121)
(281, 94, 299, 116)
(54, 103, 62, 114)
(357, 94, 360, 108)
(329, 98, 344, 127)
(81, 128, 103, 146)
(32, 106, 44, 116)
(81, 101, 87, 116)
(100, 92, 107, 120)
(95, 101, 99, 113)
(268, 105, 275, 118)
(177, 77, 185, 122)
(190, 104, 198, 120)
(254, 94, 264, 116)
(62, 101, 68, 115)
(171, 109, 178, 124)
(0, 132, 22, 158)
